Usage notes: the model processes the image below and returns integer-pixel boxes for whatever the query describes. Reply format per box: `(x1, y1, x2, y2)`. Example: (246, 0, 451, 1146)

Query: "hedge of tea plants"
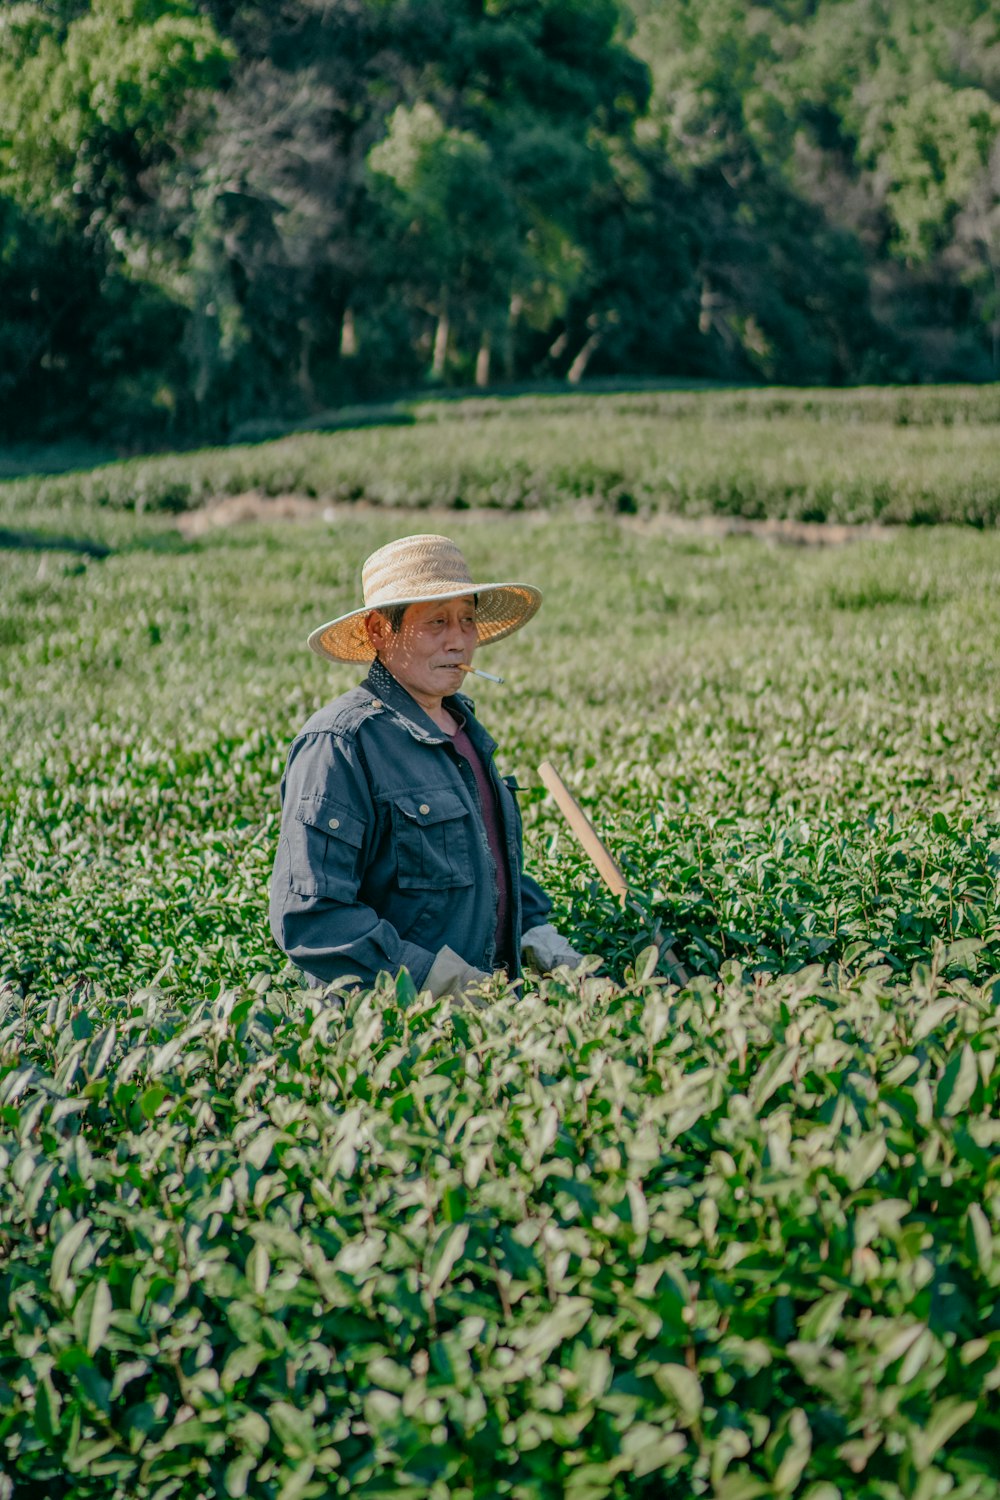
(4, 384, 1000, 529)
(1, 484, 999, 1496)
(1, 961, 998, 1499)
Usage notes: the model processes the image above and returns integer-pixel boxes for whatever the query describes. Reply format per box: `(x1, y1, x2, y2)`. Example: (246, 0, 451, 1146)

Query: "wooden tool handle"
(537, 759, 690, 986)
(538, 760, 628, 906)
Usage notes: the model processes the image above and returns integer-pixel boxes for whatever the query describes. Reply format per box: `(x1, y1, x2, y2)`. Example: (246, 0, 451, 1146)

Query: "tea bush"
(1, 456, 999, 1495)
(2, 516, 997, 999)
(4, 385, 1000, 529)
(2, 963, 999, 1499)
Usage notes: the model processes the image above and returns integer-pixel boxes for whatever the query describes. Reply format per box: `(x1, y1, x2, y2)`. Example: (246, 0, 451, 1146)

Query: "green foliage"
(881, 85, 1000, 263)
(553, 813, 1000, 988)
(7, 0, 1000, 442)
(629, 0, 1000, 381)
(1, 965, 998, 1497)
(369, 104, 527, 365)
(5, 384, 1000, 527)
(0, 190, 189, 443)
(0, 0, 233, 228)
(1, 412, 999, 1494)
(0, 0, 233, 441)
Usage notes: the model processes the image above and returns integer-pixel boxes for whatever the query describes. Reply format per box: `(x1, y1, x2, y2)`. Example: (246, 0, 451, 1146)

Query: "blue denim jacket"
(269, 660, 551, 988)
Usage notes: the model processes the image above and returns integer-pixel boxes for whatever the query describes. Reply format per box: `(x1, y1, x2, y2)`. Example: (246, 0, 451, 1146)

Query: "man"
(269, 533, 581, 997)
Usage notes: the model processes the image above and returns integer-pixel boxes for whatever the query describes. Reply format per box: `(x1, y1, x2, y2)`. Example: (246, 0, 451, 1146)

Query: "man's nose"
(443, 618, 469, 650)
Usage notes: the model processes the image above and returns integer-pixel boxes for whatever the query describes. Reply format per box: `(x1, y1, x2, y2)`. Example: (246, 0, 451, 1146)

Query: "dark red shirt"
(449, 724, 512, 969)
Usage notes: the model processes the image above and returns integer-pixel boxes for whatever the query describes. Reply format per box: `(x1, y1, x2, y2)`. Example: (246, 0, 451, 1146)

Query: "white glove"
(424, 945, 490, 1001)
(520, 923, 585, 973)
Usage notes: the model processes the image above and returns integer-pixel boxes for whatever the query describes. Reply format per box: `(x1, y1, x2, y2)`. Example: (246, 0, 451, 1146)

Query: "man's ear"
(364, 610, 385, 652)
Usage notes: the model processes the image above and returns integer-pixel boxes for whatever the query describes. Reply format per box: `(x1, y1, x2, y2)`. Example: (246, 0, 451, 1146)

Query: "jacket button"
(419, 803, 430, 815)
(328, 817, 340, 829)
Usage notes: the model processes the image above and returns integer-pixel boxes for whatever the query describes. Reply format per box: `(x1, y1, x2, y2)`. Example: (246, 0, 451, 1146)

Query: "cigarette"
(458, 663, 504, 683)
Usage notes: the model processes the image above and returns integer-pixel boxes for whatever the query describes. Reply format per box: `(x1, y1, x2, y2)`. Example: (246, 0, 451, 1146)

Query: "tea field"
(6, 383, 1000, 529)
(1, 411, 999, 1498)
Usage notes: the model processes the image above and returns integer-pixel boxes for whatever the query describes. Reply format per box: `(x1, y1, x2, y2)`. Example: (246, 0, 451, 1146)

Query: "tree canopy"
(2, 0, 999, 444)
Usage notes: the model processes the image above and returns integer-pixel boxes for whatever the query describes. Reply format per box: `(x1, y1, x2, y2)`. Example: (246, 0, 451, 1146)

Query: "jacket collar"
(364, 658, 482, 746)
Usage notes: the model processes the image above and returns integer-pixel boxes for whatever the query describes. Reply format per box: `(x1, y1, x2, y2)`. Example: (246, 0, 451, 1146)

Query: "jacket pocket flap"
(393, 789, 469, 826)
(295, 795, 365, 848)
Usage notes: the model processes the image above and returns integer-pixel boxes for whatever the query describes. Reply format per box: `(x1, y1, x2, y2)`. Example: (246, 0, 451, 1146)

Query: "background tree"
(2, 0, 1000, 447)
(0, 0, 232, 439)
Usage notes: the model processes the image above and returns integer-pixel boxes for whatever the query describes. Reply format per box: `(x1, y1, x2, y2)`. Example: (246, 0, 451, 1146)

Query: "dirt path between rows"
(175, 491, 893, 547)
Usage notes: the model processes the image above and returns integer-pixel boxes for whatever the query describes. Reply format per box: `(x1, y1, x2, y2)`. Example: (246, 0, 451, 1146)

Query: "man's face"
(369, 596, 478, 704)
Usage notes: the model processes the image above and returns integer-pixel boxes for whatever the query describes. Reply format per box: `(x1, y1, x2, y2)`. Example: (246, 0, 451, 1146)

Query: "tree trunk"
(699, 277, 716, 335)
(431, 303, 449, 379)
(475, 332, 491, 387)
(567, 331, 601, 385)
(505, 294, 523, 380)
(298, 322, 317, 407)
(340, 306, 358, 358)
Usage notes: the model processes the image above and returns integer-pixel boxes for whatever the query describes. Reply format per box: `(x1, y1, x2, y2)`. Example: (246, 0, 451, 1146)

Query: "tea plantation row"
(4, 385, 1000, 529)
(2, 961, 998, 1499)
(1, 496, 998, 1496)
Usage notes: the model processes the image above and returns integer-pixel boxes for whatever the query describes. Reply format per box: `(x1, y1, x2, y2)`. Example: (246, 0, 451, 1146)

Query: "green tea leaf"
(845, 1132, 887, 1190)
(751, 1046, 798, 1108)
(139, 1084, 168, 1120)
(50, 1218, 93, 1301)
(225, 1454, 256, 1498)
(427, 1221, 469, 1296)
(771, 1408, 812, 1495)
(267, 1401, 316, 1456)
(714, 1473, 770, 1500)
(966, 1203, 993, 1275)
(910, 1397, 977, 1470)
(936, 1044, 978, 1117)
(34, 1375, 62, 1442)
(74, 1279, 113, 1357)
(913, 1000, 957, 1043)
(653, 1363, 703, 1424)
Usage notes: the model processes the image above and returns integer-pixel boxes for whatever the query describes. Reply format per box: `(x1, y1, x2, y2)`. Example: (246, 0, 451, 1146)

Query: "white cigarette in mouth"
(458, 663, 504, 683)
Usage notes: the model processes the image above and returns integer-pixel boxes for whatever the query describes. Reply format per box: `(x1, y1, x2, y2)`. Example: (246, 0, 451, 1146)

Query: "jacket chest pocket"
(391, 789, 474, 889)
(289, 794, 366, 899)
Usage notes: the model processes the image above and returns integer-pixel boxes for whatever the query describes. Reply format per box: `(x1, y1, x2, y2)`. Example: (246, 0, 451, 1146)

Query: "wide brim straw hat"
(308, 533, 542, 663)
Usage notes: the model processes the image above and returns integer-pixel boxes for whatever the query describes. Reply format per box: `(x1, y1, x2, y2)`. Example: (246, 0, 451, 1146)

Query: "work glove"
(520, 923, 585, 973)
(424, 944, 491, 1002)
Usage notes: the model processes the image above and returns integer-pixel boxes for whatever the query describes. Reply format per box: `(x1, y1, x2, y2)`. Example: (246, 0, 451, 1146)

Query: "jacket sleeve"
(520, 870, 553, 934)
(269, 729, 437, 989)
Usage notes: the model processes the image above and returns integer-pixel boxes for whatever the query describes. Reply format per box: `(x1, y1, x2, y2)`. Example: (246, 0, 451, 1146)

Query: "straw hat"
(308, 533, 542, 663)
